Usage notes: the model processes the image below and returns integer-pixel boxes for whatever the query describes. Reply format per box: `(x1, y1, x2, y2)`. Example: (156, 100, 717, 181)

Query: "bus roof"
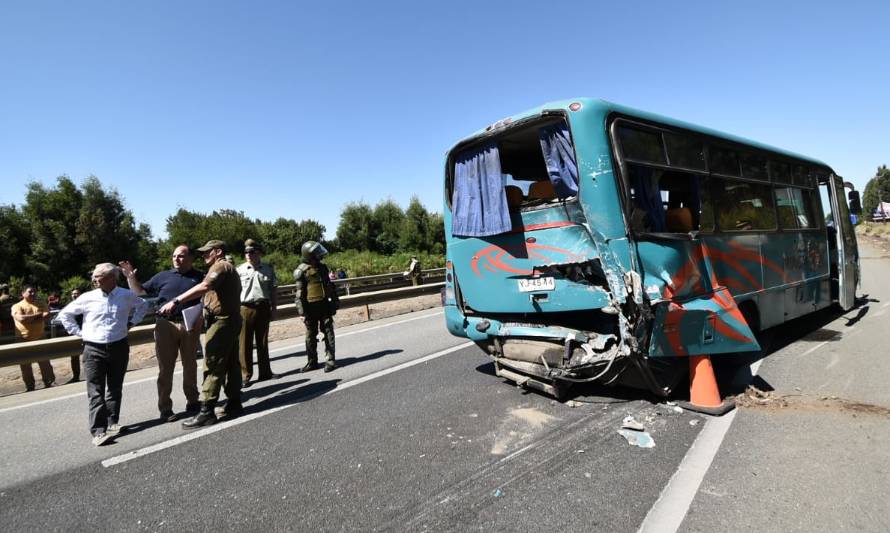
(455, 98, 831, 170)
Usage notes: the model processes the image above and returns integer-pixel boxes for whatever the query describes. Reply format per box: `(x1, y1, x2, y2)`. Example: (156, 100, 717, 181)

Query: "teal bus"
(442, 99, 860, 399)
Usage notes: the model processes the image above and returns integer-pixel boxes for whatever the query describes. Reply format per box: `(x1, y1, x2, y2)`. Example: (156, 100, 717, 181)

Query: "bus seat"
(665, 207, 693, 232)
(528, 180, 556, 199)
(505, 185, 523, 208)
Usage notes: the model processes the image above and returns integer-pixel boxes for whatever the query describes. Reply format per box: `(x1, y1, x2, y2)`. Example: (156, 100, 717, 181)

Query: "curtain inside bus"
(538, 123, 579, 197)
(452, 142, 512, 237)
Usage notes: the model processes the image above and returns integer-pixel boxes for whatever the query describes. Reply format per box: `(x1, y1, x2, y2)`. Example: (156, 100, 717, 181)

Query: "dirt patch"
(735, 386, 890, 418)
(0, 294, 442, 398)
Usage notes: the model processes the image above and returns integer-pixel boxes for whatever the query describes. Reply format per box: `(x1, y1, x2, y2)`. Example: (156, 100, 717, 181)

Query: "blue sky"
(1, 1, 888, 240)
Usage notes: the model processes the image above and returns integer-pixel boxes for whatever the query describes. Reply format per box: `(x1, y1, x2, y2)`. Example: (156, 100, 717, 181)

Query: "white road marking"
(797, 340, 831, 359)
(101, 341, 473, 468)
(0, 310, 444, 415)
(637, 358, 764, 533)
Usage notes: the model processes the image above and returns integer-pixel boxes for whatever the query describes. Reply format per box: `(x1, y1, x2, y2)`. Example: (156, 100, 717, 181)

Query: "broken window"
(627, 164, 713, 233)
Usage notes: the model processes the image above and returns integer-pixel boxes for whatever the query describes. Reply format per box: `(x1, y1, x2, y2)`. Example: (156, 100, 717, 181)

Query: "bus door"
(826, 174, 858, 310)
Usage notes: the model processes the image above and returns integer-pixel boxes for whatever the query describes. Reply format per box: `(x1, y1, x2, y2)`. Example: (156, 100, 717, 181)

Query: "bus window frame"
(444, 111, 581, 214)
(608, 114, 831, 240)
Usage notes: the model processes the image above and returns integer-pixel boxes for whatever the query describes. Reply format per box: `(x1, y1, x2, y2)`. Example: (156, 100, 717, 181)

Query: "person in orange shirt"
(12, 286, 55, 391)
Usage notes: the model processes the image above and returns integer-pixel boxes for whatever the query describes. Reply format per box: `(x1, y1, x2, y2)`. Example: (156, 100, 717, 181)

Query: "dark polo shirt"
(143, 268, 204, 315)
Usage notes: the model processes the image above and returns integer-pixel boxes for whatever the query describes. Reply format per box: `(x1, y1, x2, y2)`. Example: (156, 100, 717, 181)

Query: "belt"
(241, 300, 269, 308)
(83, 338, 128, 350)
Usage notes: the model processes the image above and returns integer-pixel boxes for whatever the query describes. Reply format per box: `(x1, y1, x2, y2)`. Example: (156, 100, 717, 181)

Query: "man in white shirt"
(58, 263, 148, 446)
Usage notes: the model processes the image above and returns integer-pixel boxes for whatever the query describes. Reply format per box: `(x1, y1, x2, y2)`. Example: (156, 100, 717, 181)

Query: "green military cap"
(244, 238, 263, 253)
(197, 239, 227, 252)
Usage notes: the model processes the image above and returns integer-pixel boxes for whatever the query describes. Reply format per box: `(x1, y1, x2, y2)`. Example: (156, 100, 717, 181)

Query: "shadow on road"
(246, 379, 341, 413)
(336, 349, 403, 369)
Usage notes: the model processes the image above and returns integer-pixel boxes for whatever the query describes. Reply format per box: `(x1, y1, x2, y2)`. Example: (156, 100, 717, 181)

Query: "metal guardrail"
(0, 268, 446, 345)
(0, 281, 444, 368)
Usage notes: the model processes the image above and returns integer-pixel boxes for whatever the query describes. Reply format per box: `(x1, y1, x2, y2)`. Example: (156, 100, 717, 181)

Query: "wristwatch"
(173, 298, 181, 306)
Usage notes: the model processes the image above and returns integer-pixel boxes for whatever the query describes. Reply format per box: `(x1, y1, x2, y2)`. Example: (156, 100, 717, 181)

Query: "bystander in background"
(12, 286, 54, 391)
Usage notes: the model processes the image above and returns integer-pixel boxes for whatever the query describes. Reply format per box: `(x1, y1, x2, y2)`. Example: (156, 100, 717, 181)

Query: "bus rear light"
(446, 260, 453, 270)
(569, 102, 582, 112)
(446, 273, 452, 282)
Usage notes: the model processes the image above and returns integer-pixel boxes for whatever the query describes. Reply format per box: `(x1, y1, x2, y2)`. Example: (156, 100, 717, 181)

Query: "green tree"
(166, 208, 259, 253)
(23, 176, 84, 287)
(336, 201, 374, 251)
(0, 204, 29, 282)
(258, 217, 326, 255)
(862, 165, 890, 217)
(18, 175, 158, 289)
(400, 196, 431, 252)
(427, 212, 445, 255)
(371, 199, 405, 254)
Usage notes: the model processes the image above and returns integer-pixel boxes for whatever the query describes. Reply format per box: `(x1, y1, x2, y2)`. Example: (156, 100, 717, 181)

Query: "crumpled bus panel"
(452, 224, 612, 314)
(648, 287, 760, 357)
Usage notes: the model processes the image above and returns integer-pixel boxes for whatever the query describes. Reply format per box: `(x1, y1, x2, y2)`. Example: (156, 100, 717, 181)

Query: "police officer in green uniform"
(294, 241, 339, 373)
(158, 239, 243, 428)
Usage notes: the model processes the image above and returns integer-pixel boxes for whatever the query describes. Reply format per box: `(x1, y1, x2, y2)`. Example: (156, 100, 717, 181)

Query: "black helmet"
(301, 241, 328, 262)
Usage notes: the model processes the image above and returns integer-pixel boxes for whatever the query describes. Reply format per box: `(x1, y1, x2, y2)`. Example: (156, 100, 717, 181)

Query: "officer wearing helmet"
(294, 241, 339, 372)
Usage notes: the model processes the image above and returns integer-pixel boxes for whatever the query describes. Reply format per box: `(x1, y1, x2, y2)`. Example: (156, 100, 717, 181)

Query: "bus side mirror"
(848, 191, 862, 215)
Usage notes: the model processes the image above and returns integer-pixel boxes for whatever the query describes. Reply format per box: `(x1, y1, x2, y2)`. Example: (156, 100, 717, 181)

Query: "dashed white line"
(101, 341, 473, 468)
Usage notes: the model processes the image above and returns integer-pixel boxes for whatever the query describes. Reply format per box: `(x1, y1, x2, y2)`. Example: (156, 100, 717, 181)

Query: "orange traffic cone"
(680, 355, 735, 415)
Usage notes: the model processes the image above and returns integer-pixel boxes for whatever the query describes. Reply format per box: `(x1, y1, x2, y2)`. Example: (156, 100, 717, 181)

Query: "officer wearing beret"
(159, 239, 243, 428)
(294, 241, 339, 373)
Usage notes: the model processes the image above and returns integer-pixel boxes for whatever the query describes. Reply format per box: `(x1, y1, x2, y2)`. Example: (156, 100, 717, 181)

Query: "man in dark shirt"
(159, 239, 243, 429)
(120, 245, 204, 422)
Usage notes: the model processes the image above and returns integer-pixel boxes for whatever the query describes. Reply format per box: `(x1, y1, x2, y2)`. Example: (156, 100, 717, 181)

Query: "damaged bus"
(442, 99, 861, 399)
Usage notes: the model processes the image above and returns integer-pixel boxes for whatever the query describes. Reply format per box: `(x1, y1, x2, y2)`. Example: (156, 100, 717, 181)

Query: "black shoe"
(66, 377, 80, 384)
(301, 362, 320, 373)
(324, 361, 336, 373)
(258, 373, 280, 381)
(160, 410, 179, 423)
(25, 385, 35, 392)
(218, 403, 245, 420)
(242, 380, 254, 389)
(185, 402, 201, 413)
(182, 405, 217, 429)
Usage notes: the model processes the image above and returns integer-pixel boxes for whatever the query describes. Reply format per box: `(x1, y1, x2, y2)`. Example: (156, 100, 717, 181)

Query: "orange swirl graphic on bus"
(471, 243, 586, 277)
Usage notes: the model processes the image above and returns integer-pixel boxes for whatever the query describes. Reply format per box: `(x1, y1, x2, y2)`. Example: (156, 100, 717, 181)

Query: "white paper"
(182, 304, 203, 332)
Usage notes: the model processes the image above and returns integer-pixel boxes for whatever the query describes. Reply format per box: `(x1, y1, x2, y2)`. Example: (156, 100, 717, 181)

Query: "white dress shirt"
(58, 286, 149, 343)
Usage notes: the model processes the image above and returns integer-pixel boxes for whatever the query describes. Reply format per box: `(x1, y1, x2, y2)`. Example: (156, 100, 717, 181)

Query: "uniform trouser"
(20, 360, 56, 390)
(70, 355, 80, 380)
(154, 316, 201, 413)
(202, 315, 242, 405)
(239, 302, 272, 381)
(304, 303, 335, 364)
(82, 340, 129, 436)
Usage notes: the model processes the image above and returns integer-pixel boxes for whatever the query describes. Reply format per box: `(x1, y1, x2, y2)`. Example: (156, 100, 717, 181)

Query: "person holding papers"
(119, 245, 204, 422)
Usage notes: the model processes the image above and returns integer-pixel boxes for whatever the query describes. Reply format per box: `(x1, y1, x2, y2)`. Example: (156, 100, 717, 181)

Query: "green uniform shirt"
(202, 260, 241, 316)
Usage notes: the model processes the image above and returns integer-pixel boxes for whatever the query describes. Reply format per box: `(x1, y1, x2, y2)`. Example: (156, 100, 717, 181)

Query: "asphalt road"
(1, 241, 888, 532)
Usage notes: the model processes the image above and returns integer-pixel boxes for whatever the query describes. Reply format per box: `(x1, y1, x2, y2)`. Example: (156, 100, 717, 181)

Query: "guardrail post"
(363, 303, 371, 321)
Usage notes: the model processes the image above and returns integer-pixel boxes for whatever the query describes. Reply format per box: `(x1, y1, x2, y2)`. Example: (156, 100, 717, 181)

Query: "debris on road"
(617, 429, 655, 448)
(565, 400, 583, 408)
(493, 488, 503, 497)
(621, 415, 645, 431)
(689, 419, 700, 426)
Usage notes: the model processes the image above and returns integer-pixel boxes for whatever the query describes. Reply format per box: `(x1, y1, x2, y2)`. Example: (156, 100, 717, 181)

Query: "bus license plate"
(517, 277, 555, 292)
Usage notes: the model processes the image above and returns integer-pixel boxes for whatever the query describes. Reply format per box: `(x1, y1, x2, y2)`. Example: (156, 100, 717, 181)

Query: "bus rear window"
(450, 119, 579, 237)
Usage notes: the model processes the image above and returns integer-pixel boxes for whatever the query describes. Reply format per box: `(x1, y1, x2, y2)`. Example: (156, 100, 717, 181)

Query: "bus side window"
(713, 179, 777, 231)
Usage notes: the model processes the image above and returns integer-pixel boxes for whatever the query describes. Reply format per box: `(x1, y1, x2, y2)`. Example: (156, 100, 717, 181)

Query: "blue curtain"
(630, 165, 666, 232)
(452, 143, 512, 237)
(538, 124, 579, 197)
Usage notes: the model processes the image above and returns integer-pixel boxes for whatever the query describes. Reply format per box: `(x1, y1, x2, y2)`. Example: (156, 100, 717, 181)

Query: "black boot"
(324, 361, 336, 373)
(219, 401, 244, 420)
(301, 361, 319, 373)
(182, 403, 217, 429)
